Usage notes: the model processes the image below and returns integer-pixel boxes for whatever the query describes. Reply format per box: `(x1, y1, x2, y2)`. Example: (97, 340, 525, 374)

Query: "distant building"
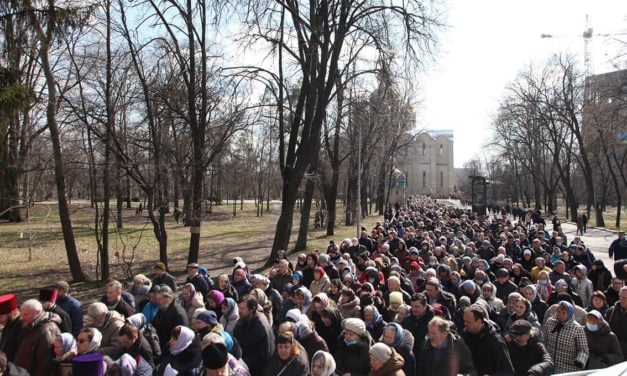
(392, 130, 455, 199)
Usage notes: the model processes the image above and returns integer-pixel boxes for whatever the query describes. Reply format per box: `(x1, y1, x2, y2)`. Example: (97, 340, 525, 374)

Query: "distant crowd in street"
(2, 194, 627, 375)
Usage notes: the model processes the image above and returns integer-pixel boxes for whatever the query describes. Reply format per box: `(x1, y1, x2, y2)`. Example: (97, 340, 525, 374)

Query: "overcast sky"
(420, 0, 627, 167)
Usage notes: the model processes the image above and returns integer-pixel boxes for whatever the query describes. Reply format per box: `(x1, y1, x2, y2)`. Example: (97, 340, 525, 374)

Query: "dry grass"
(0, 200, 379, 299)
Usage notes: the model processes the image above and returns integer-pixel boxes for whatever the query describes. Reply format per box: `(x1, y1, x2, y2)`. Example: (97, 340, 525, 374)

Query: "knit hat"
(202, 342, 229, 370)
(389, 291, 403, 305)
(555, 279, 568, 289)
(0, 294, 17, 315)
(410, 261, 420, 270)
(292, 271, 303, 282)
(459, 296, 472, 308)
(343, 318, 366, 336)
(39, 288, 58, 304)
(197, 310, 218, 326)
(369, 342, 393, 363)
(460, 280, 477, 294)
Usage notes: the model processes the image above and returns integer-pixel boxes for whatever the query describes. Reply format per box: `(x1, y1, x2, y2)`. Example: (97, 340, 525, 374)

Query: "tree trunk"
(325, 166, 339, 236)
(36, 27, 85, 282)
(269, 178, 299, 265)
(295, 177, 315, 251)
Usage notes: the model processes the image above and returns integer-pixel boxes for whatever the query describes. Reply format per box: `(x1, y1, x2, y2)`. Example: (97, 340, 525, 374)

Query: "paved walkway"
(560, 221, 618, 269)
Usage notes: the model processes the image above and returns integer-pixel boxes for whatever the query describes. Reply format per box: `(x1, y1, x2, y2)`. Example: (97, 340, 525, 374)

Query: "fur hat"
(343, 318, 366, 336)
(369, 342, 393, 363)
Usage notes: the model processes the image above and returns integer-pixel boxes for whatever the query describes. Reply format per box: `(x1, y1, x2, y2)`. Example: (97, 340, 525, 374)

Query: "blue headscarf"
(364, 305, 382, 329)
(384, 322, 404, 348)
(558, 301, 575, 321)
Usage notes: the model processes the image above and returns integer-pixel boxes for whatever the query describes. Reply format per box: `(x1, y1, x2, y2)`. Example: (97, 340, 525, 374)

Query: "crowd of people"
(1, 195, 627, 376)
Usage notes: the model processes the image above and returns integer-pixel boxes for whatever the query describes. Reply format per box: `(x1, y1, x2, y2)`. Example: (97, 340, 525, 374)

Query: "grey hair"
(87, 302, 108, 318)
(21, 299, 43, 314)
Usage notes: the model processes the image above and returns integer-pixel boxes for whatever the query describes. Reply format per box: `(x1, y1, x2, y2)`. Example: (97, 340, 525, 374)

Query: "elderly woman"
(382, 322, 416, 376)
(219, 298, 239, 335)
(263, 332, 309, 376)
(522, 284, 548, 323)
(363, 305, 386, 341)
(179, 283, 205, 324)
(368, 342, 405, 376)
(310, 350, 337, 376)
(542, 301, 589, 373)
(216, 273, 239, 302)
(157, 325, 202, 376)
(310, 267, 331, 296)
(53, 332, 77, 360)
(128, 274, 151, 311)
(583, 310, 623, 369)
(504, 297, 543, 342)
(205, 290, 225, 318)
(335, 318, 372, 376)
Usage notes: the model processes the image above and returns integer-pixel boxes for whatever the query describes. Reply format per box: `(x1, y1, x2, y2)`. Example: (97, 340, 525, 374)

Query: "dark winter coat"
(334, 334, 371, 376)
(48, 305, 72, 334)
(14, 312, 60, 376)
(461, 320, 515, 376)
(584, 324, 623, 368)
(588, 265, 612, 292)
(56, 294, 83, 336)
(299, 330, 329, 363)
(95, 310, 125, 359)
(495, 280, 518, 302)
(233, 313, 275, 376)
(393, 329, 416, 376)
(153, 302, 189, 352)
(262, 343, 309, 376)
(156, 336, 203, 376)
(0, 315, 22, 362)
(186, 274, 210, 299)
(507, 336, 554, 376)
(417, 332, 477, 376)
(152, 272, 178, 292)
(2, 361, 29, 376)
(605, 302, 627, 360)
(401, 306, 434, 358)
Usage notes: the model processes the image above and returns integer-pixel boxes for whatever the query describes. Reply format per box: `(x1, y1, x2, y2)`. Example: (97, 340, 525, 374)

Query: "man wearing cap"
(55, 280, 83, 336)
(507, 319, 554, 376)
(186, 262, 210, 299)
(151, 262, 177, 292)
(39, 288, 72, 333)
(461, 304, 515, 375)
(0, 294, 22, 362)
(14, 299, 60, 376)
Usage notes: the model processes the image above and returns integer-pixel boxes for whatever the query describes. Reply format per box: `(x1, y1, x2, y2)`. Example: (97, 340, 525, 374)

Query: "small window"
(439, 145, 444, 156)
(422, 143, 426, 156)
(440, 172, 444, 188)
(422, 171, 426, 187)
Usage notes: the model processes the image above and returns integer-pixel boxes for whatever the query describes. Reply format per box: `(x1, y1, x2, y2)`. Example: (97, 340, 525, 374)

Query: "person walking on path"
(609, 231, 627, 261)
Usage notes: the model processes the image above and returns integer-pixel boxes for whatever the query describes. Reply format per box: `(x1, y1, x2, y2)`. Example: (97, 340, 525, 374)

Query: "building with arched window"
(395, 130, 455, 197)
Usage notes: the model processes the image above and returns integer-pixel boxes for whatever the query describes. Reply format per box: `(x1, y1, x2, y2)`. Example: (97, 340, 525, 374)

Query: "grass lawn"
(0, 200, 382, 300)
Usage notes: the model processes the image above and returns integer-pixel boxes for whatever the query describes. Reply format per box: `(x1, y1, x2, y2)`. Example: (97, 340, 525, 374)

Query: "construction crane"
(540, 14, 627, 76)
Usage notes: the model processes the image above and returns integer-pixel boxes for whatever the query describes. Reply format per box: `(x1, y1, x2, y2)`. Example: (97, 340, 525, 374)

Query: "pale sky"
(420, 0, 627, 167)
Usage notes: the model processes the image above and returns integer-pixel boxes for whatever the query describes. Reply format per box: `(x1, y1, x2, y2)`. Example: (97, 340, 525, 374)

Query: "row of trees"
(0, 0, 443, 281)
(468, 54, 626, 227)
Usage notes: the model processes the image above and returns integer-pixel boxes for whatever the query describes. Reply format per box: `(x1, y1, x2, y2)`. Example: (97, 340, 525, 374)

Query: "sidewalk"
(559, 221, 618, 268)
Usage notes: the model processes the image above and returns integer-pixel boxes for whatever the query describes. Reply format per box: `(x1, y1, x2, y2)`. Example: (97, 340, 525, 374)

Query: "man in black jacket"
(401, 293, 434, 359)
(507, 320, 554, 376)
(39, 288, 72, 333)
(233, 296, 275, 376)
(152, 262, 178, 292)
(461, 304, 515, 376)
(152, 286, 188, 352)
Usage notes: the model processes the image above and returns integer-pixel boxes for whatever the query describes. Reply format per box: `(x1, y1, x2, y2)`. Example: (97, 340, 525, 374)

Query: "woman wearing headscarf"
(381, 322, 415, 376)
(520, 249, 535, 272)
(179, 283, 204, 324)
(522, 284, 548, 323)
(310, 267, 331, 296)
(335, 318, 372, 376)
(50, 333, 77, 376)
(504, 297, 543, 342)
(220, 298, 239, 335)
(157, 325, 203, 376)
(310, 350, 338, 376)
(542, 301, 589, 373)
(583, 310, 623, 369)
(216, 274, 239, 302)
(250, 288, 274, 327)
(76, 328, 102, 355)
(338, 287, 361, 319)
(205, 290, 225, 320)
(534, 271, 553, 303)
(511, 263, 531, 286)
(363, 305, 386, 341)
(263, 332, 309, 376)
(318, 306, 343, 355)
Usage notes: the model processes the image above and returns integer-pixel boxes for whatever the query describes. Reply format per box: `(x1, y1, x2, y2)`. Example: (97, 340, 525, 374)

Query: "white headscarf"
(171, 326, 195, 355)
(311, 350, 336, 376)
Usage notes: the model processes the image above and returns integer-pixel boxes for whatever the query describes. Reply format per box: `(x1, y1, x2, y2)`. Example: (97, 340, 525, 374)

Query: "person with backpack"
(118, 317, 157, 371)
